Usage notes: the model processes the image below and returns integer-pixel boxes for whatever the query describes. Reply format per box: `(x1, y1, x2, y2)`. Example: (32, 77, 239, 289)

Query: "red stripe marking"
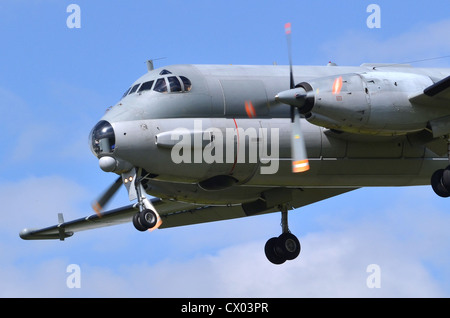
(229, 118, 239, 174)
(245, 101, 256, 118)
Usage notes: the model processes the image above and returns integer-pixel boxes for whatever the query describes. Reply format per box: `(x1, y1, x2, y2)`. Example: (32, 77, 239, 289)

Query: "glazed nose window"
(89, 120, 116, 156)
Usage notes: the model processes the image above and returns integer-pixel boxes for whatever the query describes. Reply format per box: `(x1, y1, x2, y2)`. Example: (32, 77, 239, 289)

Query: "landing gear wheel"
(132, 213, 147, 232)
(431, 169, 450, 198)
(139, 209, 157, 229)
(442, 166, 450, 190)
(264, 237, 286, 265)
(278, 233, 301, 260)
(264, 205, 302, 264)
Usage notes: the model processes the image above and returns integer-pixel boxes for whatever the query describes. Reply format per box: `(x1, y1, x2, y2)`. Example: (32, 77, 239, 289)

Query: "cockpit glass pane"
(90, 120, 115, 155)
(122, 87, 131, 98)
(129, 83, 140, 94)
(153, 78, 168, 93)
(159, 69, 172, 75)
(168, 76, 182, 92)
(138, 80, 154, 92)
(180, 76, 192, 91)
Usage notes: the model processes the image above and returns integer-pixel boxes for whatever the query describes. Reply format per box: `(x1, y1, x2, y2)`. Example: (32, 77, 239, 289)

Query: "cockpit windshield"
(121, 72, 192, 99)
(138, 80, 154, 92)
(153, 78, 168, 93)
(168, 76, 182, 92)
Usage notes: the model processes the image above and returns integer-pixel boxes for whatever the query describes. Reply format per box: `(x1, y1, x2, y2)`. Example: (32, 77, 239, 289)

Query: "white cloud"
(3, 185, 448, 298)
(9, 123, 54, 162)
(321, 19, 450, 67)
(0, 176, 88, 234)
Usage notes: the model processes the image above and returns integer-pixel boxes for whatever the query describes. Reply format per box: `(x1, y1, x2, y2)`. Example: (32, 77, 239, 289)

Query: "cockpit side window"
(153, 78, 168, 93)
(129, 83, 140, 94)
(122, 87, 131, 98)
(168, 76, 182, 92)
(138, 80, 154, 92)
(180, 76, 192, 91)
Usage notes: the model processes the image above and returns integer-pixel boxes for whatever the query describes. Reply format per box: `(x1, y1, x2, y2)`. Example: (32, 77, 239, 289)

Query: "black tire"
(277, 233, 301, 260)
(132, 213, 147, 232)
(442, 166, 450, 191)
(264, 237, 286, 265)
(139, 209, 157, 229)
(431, 169, 450, 198)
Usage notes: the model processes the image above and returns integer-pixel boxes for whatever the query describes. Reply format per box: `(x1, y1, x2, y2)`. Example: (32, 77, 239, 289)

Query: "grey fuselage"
(94, 64, 450, 205)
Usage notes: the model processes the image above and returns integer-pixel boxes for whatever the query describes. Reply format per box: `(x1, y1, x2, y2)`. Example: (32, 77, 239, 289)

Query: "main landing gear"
(264, 205, 301, 265)
(431, 166, 450, 198)
(431, 137, 450, 198)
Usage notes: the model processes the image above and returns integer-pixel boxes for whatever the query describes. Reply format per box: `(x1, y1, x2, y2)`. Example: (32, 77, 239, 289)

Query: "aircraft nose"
(89, 120, 116, 158)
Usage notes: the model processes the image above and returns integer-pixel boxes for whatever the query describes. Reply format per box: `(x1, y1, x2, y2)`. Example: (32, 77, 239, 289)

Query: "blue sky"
(1, 0, 450, 297)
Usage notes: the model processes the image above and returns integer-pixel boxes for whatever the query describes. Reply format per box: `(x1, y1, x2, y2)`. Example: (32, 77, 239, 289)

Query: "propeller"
(284, 22, 310, 173)
(91, 176, 122, 217)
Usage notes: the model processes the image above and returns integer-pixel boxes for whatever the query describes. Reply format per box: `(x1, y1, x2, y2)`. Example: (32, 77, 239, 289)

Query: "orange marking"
(332, 76, 343, 95)
(149, 219, 163, 232)
(245, 101, 256, 118)
(92, 202, 103, 217)
(292, 159, 310, 173)
(285, 22, 292, 34)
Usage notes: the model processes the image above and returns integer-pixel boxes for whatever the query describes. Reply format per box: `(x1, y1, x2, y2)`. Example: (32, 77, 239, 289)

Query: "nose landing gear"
(264, 205, 301, 265)
(123, 167, 162, 232)
(133, 208, 158, 232)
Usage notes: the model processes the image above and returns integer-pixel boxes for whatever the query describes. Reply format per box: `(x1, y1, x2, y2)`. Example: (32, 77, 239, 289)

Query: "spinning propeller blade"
(92, 176, 122, 216)
(285, 22, 309, 173)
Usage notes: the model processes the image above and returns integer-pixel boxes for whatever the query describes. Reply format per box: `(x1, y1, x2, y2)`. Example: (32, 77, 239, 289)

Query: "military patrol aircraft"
(20, 24, 450, 264)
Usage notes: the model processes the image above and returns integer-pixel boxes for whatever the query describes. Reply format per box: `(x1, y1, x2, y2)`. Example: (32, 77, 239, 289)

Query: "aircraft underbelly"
(248, 158, 435, 187)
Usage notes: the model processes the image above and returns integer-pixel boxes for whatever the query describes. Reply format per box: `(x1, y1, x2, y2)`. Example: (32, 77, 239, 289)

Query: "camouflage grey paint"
(98, 64, 450, 204)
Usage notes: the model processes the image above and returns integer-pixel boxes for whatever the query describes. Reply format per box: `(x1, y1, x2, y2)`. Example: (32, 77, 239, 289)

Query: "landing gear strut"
(264, 205, 301, 265)
(431, 136, 450, 198)
(128, 169, 160, 231)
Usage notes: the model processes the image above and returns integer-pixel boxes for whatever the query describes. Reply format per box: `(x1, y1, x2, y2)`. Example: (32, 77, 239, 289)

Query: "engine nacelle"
(276, 72, 436, 136)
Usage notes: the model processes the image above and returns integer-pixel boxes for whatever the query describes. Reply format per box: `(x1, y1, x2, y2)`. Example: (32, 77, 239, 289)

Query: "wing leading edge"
(410, 75, 450, 108)
(19, 187, 358, 240)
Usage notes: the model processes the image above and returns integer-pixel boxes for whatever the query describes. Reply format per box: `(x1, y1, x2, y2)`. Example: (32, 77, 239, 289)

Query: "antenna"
(146, 57, 166, 71)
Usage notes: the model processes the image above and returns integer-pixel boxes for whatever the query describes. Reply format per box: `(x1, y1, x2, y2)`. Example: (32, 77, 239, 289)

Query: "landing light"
(124, 176, 133, 184)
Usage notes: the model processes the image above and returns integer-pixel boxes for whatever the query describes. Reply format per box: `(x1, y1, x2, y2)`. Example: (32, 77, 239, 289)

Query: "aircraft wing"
(19, 199, 197, 240)
(410, 75, 450, 107)
(19, 187, 358, 240)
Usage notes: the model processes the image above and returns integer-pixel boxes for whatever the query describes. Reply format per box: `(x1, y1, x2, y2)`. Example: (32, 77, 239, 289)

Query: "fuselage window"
(138, 80, 154, 92)
(129, 83, 140, 94)
(180, 76, 192, 91)
(153, 78, 168, 93)
(168, 76, 182, 92)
